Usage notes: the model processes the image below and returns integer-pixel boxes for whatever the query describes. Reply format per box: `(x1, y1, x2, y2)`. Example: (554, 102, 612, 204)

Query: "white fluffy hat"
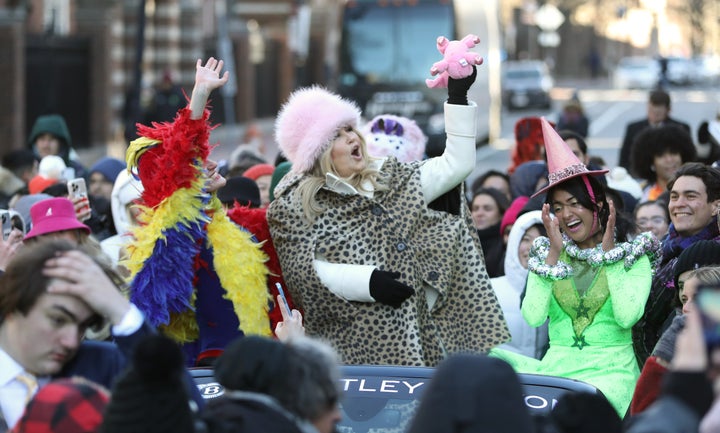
(275, 86, 362, 174)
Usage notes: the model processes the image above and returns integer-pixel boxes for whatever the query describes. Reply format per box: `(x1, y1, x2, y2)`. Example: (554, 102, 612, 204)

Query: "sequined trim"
(548, 164, 589, 184)
(528, 232, 662, 280)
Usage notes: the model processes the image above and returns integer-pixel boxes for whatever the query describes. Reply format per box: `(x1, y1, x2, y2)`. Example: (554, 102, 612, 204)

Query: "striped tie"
(15, 372, 38, 405)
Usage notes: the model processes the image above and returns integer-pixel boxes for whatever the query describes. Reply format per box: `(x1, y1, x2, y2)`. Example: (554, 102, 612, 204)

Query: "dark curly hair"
(631, 124, 696, 182)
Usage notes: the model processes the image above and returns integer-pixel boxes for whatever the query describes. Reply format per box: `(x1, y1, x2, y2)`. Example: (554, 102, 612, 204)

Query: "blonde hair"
(295, 128, 387, 223)
(687, 266, 720, 289)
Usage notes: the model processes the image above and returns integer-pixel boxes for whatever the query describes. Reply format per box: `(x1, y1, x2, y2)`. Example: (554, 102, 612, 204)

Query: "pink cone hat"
(531, 117, 608, 198)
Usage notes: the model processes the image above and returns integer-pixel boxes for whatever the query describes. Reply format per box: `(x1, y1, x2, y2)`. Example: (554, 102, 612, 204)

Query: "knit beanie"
(100, 335, 195, 433)
(11, 377, 109, 433)
(28, 175, 59, 195)
(217, 176, 261, 208)
(89, 157, 126, 184)
(214, 336, 293, 394)
(269, 161, 292, 202)
(242, 163, 275, 181)
(28, 114, 72, 149)
(673, 239, 720, 289)
(275, 86, 361, 174)
(500, 196, 530, 237)
(12, 194, 52, 233)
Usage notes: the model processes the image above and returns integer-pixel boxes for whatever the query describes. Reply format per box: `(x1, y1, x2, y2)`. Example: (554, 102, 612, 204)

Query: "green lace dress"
(491, 232, 660, 416)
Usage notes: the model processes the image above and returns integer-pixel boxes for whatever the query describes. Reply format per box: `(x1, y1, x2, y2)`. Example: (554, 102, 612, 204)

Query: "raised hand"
(194, 57, 230, 95)
(542, 203, 563, 265)
(601, 199, 616, 252)
(190, 57, 230, 119)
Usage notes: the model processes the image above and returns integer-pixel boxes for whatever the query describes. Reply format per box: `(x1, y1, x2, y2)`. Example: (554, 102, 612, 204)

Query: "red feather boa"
(227, 204, 300, 331)
(136, 108, 215, 208)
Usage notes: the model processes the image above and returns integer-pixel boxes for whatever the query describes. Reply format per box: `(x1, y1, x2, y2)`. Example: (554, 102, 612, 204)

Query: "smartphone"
(67, 177, 88, 200)
(0, 210, 10, 240)
(8, 210, 25, 235)
(697, 284, 720, 349)
(275, 282, 291, 312)
(67, 178, 91, 221)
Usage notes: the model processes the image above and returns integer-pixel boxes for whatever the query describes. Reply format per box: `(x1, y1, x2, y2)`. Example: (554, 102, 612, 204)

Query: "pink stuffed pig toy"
(426, 34, 483, 89)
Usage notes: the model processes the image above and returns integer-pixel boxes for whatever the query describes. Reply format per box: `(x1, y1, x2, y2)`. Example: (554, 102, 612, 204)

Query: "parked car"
(612, 56, 660, 89)
(502, 60, 554, 110)
(191, 364, 605, 431)
(666, 56, 693, 86)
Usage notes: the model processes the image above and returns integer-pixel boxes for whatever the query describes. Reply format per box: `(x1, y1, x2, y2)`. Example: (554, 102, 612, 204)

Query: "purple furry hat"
(361, 114, 427, 163)
(275, 86, 362, 174)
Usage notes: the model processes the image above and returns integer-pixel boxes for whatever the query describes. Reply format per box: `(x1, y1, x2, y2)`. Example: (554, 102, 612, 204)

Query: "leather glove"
(369, 270, 414, 308)
(447, 65, 477, 105)
(651, 313, 686, 363)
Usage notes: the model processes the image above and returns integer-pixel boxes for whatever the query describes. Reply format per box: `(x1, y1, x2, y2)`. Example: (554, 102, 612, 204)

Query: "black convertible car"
(191, 364, 603, 432)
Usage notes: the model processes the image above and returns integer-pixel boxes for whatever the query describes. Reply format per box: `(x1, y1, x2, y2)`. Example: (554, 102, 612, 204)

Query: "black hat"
(673, 240, 720, 289)
(217, 176, 261, 208)
(214, 336, 292, 393)
(101, 335, 195, 433)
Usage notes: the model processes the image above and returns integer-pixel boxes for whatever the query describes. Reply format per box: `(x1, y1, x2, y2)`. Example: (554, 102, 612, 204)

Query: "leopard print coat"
(268, 157, 509, 366)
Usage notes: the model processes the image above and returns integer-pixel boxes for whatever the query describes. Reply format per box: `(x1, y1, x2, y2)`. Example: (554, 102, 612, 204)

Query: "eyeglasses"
(636, 216, 667, 226)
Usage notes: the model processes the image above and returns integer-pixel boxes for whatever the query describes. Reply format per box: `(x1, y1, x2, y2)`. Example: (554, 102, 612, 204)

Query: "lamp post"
(640, 0, 666, 54)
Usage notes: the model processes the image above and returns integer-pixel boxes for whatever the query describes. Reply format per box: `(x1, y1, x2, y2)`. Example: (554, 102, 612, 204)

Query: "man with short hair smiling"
(633, 162, 720, 366)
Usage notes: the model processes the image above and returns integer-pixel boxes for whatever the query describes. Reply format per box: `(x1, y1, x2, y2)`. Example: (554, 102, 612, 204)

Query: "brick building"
(0, 0, 338, 156)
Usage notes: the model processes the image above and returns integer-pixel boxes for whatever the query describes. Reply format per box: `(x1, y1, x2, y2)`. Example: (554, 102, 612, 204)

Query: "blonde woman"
(268, 66, 509, 366)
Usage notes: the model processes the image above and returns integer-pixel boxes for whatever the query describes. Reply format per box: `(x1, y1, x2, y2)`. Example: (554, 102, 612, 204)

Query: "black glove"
(369, 270, 414, 308)
(447, 65, 477, 106)
(651, 313, 686, 363)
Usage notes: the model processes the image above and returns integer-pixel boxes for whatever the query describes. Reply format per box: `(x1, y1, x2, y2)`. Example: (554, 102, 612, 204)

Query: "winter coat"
(268, 155, 509, 366)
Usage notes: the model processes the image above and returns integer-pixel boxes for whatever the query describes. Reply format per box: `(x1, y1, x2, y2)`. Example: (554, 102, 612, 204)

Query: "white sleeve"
(313, 259, 377, 302)
(419, 102, 478, 204)
(111, 303, 144, 336)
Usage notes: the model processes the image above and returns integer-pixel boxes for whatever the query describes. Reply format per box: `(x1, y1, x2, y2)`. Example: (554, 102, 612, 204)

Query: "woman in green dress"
(491, 118, 661, 416)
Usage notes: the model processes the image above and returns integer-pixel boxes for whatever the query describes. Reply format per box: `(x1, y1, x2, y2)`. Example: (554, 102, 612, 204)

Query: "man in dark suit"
(0, 240, 201, 429)
(618, 89, 691, 175)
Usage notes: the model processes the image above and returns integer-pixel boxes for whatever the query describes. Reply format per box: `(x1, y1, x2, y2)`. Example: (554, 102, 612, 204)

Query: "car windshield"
(339, 397, 420, 433)
(620, 59, 655, 69)
(340, 2, 453, 84)
(506, 69, 541, 79)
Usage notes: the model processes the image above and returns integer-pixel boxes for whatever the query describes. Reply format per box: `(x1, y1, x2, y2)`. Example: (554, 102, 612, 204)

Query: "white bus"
(335, 0, 502, 155)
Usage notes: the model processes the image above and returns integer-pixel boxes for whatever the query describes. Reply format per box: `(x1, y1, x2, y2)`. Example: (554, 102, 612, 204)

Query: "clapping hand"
(541, 203, 562, 265)
(601, 199, 616, 252)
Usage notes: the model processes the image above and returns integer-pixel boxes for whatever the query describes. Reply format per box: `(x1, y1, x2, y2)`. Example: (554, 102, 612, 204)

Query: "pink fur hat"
(275, 86, 362, 174)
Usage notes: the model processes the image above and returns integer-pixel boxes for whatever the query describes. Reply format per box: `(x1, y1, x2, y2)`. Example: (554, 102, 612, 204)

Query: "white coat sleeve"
(313, 259, 377, 302)
(419, 102, 477, 204)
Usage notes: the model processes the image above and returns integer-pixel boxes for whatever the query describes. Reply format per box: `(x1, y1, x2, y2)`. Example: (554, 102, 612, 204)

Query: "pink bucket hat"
(25, 197, 91, 240)
(531, 118, 607, 198)
(275, 86, 362, 174)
